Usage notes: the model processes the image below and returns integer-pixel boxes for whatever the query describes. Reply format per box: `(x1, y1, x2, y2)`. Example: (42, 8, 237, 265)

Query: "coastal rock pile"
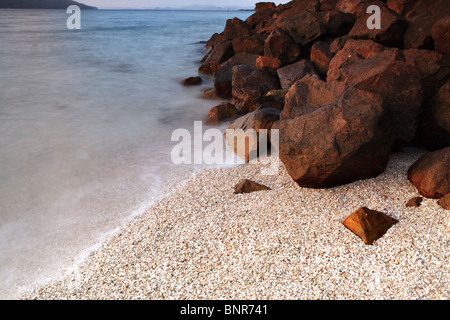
(197, 0, 450, 194)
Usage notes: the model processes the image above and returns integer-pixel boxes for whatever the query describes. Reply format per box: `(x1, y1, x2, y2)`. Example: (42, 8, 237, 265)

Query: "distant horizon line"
(0, 7, 255, 11)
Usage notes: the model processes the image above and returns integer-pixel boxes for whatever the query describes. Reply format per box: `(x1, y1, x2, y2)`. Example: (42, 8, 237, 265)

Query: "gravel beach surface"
(26, 149, 449, 299)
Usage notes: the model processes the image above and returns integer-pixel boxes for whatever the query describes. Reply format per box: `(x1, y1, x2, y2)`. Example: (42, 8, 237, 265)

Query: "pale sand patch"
(25, 149, 449, 299)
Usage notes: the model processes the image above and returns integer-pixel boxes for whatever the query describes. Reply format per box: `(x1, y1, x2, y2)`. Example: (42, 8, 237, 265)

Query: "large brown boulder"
(264, 28, 301, 65)
(231, 65, 281, 114)
(343, 207, 399, 245)
(408, 147, 450, 199)
(223, 18, 251, 40)
(418, 80, 450, 150)
(327, 39, 423, 147)
(277, 60, 318, 90)
(402, 0, 449, 49)
(206, 103, 239, 125)
(256, 56, 283, 75)
(432, 17, 450, 57)
(281, 11, 326, 45)
(255, 2, 276, 12)
(403, 49, 450, 101)
(199, 41, 234, 75)
(281, 75, 348, 120)
(232, 35, 265, 55)
(348, 1, 408, 47)
(272, 81, 393, 188)
(213, 53, 259, 98)
(246, 2, 276, 30)
(226, 106, 281, 162)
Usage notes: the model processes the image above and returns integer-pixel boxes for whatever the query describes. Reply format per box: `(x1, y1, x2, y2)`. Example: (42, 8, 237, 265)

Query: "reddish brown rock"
(205, 33, 226, 49)
(199, 41, 234, 75)
(281, 11, 326, 45)
(432, 17, 450, 57)
(181, 76, 202, 86)
(277, 60, 318, 90)
(198, 88, 219, 100)
(205, 103, 239, 125)
(246, 10, 275, 30)
(403, 49, 450, 101)
(233, 179, 271, 194)
(224, 17, 251, 40)
(310, 41, 333, 75)
(281, 75, 347, 120)
(437, 193, 450, 210)
(348, 1, 407, 47)
(231, 65, 281, 114)
(408, 147, 450, 199)
(255, 2, 276, 13)
(335, 0, 371, 15)
(213, 53, 259, 98)
(264, 28, 301, 65)
(343, 207, 399, 245)
(402, 0, 449, 49)
(256, 55, 283, 74)
(418, 79, 450, 150)
(323, 10, 356, 36)
(226, 106, 281, 162)
(406, 197, 423, 208)
(232, 35, 265, 55)
(272, 80, 393, 188)
(329, 35, 350, 54)
(327, 39, 423, 147)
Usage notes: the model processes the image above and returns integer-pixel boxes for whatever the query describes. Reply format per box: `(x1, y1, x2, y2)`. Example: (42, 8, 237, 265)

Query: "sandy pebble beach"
(25, 149, 449, 300)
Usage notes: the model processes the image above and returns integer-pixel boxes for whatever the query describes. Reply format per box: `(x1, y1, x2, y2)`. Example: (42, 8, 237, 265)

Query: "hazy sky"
(81, 0, 290, 9)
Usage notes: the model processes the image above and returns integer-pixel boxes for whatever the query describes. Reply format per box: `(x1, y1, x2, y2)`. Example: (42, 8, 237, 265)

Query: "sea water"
(0, 9, 252, 299)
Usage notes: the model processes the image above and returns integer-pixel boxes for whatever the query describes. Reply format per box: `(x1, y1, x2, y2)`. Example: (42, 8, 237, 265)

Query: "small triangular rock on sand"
(343, 207, 399, 245)
(233, 179, 271, 194)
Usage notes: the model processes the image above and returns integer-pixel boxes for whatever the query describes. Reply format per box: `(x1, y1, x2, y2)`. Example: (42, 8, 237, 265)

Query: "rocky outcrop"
(194, 0, 450, 190)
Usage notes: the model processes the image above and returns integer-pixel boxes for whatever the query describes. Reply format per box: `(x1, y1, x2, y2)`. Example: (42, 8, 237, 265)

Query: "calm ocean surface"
(0, 9, 252, 299)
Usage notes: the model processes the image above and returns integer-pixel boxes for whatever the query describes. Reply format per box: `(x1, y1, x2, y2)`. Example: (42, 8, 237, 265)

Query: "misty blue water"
(0, 9, 252, 299)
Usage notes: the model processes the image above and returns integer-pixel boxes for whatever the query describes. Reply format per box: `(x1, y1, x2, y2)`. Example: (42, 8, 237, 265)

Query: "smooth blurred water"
(0, 9, 252, 299)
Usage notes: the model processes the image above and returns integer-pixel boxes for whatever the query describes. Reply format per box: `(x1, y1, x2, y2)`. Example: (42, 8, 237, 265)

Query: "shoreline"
(25, 148, 449, 300)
